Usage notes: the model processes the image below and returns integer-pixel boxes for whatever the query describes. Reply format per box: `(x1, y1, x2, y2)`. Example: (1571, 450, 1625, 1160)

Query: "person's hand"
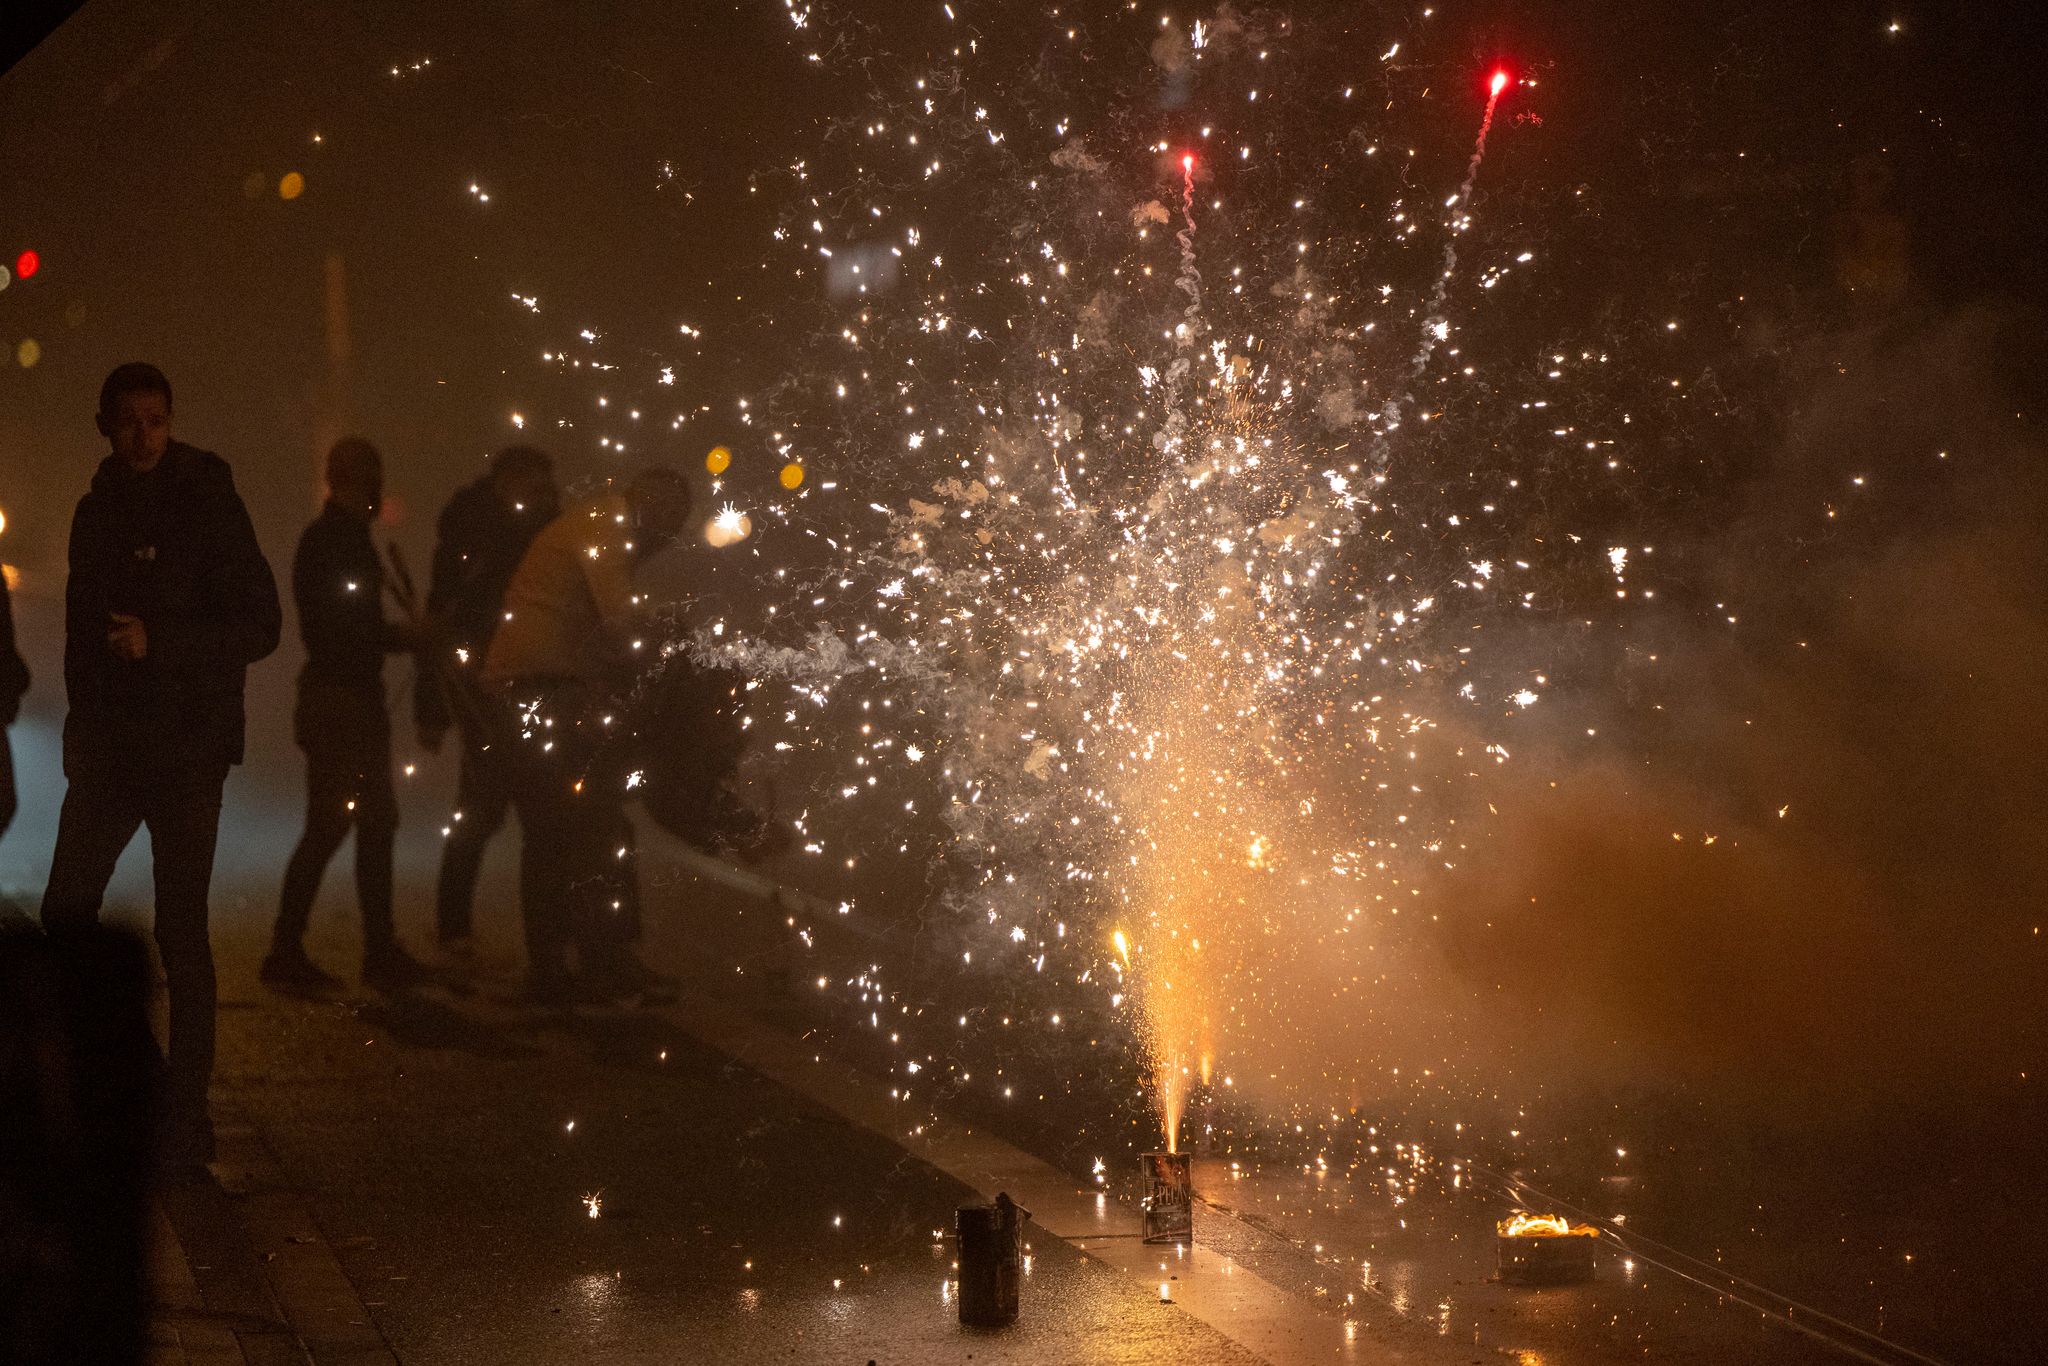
(416, 722, 447, 756)
(107, 613, 148, 661)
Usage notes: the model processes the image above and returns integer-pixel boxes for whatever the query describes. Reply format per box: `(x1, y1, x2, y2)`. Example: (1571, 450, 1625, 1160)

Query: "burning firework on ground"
(1496, 1211, 1602, 1284)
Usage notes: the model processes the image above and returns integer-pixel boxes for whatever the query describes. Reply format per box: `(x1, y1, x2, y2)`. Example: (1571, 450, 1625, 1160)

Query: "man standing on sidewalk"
(483, 466, 691, 1005)
(40, 362, 281, 1173)
(263, 438, 426, 993)
(415, 445, 558, 963)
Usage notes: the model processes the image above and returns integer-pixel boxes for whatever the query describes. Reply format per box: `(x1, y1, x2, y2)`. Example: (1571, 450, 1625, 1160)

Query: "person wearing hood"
(40, 362, 281, 1176)
(262, 438, 427, 993)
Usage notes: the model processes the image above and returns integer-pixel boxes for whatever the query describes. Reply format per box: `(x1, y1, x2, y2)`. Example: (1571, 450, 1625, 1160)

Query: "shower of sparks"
(492, 5, 1733, 1153)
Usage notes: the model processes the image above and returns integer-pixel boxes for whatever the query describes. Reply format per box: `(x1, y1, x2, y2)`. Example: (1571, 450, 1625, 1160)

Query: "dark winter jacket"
(0, 572, 26, 726)
(293, 501, 408, 695)
(415, 474, 554, 734)
(61, 441, 280, 773)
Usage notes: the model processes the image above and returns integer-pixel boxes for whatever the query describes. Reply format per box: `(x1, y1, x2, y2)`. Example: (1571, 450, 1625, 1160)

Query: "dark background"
(3, 5, 2046, 1358)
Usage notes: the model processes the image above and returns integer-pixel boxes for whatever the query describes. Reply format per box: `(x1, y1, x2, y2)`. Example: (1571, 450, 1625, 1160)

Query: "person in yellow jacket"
(482, 466, 692, 1005)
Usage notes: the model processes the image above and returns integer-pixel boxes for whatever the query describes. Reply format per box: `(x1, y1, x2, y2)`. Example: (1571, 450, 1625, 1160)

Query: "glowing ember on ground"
(1499, 1212, 1599, 1239)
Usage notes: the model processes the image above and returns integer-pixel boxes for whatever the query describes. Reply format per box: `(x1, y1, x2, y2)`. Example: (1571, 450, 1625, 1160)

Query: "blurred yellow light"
(779, 462, 805, 489)
(279, 171, 306, 200)
(16, 338, 41, 368)
(705, 445, 732, 475)
(1, 566, 18, 592)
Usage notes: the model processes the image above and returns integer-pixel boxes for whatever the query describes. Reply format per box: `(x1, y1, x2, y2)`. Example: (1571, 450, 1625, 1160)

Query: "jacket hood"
(90, 440, 228, 496)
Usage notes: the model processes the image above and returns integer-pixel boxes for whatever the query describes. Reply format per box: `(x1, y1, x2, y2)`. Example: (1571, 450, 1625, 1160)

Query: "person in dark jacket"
(414, 446, 558, 960)
(263, 439, 425, 992)
(1, 563, 28, 843)
(39, 362, 281, 1175)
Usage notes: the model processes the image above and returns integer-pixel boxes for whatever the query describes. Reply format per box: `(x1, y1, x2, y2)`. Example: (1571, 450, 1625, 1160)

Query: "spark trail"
(1399, 70, 1511, 426)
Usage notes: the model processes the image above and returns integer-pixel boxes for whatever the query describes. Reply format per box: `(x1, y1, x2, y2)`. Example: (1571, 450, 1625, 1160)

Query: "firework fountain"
(633, 4, 1594, 1163)
(473, 0, 1716, 1179)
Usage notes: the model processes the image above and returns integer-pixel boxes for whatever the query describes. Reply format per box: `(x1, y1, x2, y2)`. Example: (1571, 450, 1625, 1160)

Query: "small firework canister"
(957, 1192, 1025, 1327)
(1495, 1213, 1600, 1285)
(1141, 1152, 1193, 1245)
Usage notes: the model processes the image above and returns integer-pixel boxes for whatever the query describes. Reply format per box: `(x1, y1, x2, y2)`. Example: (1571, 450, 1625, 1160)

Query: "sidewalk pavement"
(149, 896, 1355, 1366)
(148, 1109, 398, 1366)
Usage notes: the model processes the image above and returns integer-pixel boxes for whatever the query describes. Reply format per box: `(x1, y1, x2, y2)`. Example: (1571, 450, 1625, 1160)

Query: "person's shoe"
(261, 946, 343, 992)
(587, 951, 680, 1007)
(362, 943, 428, 994)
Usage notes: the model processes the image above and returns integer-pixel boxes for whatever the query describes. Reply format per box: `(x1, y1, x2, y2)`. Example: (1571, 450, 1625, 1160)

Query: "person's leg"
(508, 743, 574, 991)
(140, 766, 227, 1161)
(565, 788, 623, 974)
(577, 805, 674, 1001)
(351, 715, 399, 960)
(39, 769, 144, 933)
(512, 778, 577, 995)
(433, 737, 508, 944)
(272, 746, 353, 955)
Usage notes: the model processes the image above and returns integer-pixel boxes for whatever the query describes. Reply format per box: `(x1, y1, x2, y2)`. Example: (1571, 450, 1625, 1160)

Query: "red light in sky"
(1181, 153, 1194, 171)
(1489, 70, 1509, 97)
(15, 249, 38, 279)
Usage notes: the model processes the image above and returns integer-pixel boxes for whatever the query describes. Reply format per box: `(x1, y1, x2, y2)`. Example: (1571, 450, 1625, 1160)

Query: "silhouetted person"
(1, 566, 26, 844)
(39, 362, 281, 1175)
(482, 467, 691, 1005)
(1, 922, 157, 1363)
(264, 439, 425, 992)
(415, 445, 559, 961)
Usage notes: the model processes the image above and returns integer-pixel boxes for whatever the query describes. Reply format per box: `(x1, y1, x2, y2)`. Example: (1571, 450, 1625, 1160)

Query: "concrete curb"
(149, 1110, 400, 1366)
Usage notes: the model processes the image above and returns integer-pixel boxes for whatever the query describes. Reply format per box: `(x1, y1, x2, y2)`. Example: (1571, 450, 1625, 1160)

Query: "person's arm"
(151, 474, 280, 672)
(62, 494, 113, 694)
(290, 527, 325, 658)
